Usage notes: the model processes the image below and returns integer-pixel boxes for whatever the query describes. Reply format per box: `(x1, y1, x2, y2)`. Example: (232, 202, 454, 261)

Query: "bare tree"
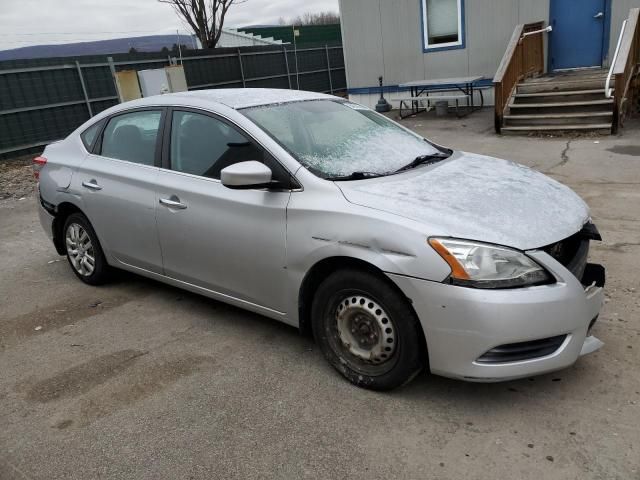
(287, 11, 340, 26)
(158, 0, 246, 49)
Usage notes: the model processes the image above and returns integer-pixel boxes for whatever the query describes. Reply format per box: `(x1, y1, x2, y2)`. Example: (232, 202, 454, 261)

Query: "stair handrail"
(493, 21, 547, 133)
(521, 25, 553, 40)
(611, 8, 640, 133)
(606, 19, 628, 98)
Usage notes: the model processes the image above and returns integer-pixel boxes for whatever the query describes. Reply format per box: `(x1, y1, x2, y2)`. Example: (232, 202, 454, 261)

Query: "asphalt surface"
(1, 109, 639, 479)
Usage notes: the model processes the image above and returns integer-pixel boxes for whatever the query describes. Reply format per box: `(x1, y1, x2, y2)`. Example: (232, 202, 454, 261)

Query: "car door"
(77, 108, 165, 274)
(155, 108, 293, 313)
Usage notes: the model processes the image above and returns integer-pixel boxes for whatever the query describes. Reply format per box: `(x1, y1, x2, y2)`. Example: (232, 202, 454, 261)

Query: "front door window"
(169, 110, 293, 187)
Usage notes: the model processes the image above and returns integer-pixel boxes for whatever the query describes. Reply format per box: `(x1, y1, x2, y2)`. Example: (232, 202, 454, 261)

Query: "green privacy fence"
(0, 44, 346, 160)
(237, 24, 342, 47)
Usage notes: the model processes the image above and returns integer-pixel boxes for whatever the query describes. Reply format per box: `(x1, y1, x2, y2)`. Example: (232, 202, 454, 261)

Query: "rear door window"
(100, 110, 162, 166)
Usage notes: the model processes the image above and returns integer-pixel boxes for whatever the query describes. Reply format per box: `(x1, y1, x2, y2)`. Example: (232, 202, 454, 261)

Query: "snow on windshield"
(243, 100, 439, 178)
(299, 126, 438, 177)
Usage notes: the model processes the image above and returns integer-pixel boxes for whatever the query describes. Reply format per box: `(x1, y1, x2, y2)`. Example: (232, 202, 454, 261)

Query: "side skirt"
(114, 260, 295, 326)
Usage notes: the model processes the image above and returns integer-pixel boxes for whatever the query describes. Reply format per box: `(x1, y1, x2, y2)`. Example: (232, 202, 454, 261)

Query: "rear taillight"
(33, 156, 47, 180)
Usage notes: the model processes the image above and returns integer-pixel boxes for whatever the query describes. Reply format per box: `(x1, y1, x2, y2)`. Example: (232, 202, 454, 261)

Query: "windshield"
(242, 100, 442, 179)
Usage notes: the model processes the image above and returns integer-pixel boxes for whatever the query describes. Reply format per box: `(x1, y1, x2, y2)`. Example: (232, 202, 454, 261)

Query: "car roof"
(119, 88, 336, 111)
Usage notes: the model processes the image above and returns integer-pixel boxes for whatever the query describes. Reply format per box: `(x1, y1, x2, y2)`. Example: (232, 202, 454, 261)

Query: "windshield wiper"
(327, 152, 451, 181)
(394, 152, 451, 173)
(328, 171, 385, 181)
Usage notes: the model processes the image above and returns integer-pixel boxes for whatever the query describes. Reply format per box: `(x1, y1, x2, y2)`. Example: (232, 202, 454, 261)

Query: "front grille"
(543, 228, 592, 282)
(476, 335, 567, 364)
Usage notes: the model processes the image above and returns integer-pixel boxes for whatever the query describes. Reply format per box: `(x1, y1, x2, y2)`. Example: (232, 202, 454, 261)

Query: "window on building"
(422, 0, 464, 51)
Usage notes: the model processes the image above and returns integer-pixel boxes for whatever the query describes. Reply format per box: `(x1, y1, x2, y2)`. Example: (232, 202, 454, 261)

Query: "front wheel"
(311, 269, 425, 391)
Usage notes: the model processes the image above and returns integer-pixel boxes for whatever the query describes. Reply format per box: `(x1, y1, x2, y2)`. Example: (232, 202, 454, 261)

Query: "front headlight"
(428, 238, 553, 289)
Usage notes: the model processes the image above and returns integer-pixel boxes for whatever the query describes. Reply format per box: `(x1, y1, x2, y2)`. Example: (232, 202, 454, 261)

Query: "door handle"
(159, 197, 187, 210)
(594, 11, 604, 19)
(82, 180, 102, 191)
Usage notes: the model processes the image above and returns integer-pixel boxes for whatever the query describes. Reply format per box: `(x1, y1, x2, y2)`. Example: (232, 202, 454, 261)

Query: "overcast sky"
(0, 0, 340, 50)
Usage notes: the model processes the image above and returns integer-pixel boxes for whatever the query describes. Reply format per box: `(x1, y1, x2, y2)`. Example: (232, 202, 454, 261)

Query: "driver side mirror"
(221, 161, 273, 190)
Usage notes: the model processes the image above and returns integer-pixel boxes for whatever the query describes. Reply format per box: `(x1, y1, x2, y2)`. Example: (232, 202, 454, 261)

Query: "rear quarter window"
(80, 120, 104, 151)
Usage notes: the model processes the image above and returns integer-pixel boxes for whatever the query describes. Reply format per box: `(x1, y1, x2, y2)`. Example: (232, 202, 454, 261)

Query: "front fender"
(284, 187, 451, 326)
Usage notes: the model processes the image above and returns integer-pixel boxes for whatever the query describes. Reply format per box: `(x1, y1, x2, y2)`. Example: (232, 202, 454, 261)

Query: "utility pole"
(292, 25, 300, 89)
(176, 29, 183, 64)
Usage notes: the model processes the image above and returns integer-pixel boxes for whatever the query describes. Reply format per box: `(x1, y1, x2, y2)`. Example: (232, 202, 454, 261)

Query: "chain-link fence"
(0, 44, 346, 160)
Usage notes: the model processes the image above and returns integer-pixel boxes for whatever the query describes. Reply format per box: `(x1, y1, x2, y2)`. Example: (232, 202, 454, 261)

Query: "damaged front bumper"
(387, 250, 605, 382)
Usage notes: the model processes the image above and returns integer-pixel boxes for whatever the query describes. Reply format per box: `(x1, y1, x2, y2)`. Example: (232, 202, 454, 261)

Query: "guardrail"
(611, 8, 640, 133)
(493, 21, 546, 134)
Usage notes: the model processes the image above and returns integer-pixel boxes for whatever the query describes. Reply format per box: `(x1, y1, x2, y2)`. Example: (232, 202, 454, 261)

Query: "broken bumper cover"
(387, 250, 604, 382)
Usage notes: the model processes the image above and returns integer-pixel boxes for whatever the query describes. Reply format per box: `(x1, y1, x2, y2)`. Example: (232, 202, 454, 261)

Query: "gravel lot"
(0, 157, 34, 201)
(1, 109, 639, 480)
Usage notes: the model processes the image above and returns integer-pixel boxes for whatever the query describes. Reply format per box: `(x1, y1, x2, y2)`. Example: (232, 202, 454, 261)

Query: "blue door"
(550, 0, 608, 70)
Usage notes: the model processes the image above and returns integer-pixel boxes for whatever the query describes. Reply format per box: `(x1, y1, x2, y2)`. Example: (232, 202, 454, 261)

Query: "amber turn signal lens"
(428, 238, 471, 280)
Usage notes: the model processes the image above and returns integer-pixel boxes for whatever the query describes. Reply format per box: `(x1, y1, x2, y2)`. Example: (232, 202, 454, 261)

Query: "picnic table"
(397, 75, 485, 119)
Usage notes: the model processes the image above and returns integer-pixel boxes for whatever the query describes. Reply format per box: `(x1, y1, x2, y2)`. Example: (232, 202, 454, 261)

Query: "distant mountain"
(0, 35, 196, 61)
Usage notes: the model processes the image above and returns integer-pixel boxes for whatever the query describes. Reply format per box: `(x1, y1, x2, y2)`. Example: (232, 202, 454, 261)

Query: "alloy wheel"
(65, 223, 96, 276)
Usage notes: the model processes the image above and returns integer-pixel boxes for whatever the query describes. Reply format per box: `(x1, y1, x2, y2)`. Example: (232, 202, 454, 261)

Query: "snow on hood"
(337, 152, 590, 251)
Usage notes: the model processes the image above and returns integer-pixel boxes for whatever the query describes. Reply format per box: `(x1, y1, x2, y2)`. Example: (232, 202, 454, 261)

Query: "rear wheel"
(63, 213, 110, 285)
(311, 269, 425, 390)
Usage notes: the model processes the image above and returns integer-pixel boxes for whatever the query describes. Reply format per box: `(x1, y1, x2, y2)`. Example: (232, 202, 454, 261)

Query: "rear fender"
(38, 138, 87, 202)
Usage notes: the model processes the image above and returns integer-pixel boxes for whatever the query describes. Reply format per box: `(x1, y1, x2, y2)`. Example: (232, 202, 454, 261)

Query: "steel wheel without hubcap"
(326, 291, 400, 377)
(312, 270, 425, 390)
(336, 295, 396, 364)
(65, 223, 96, 277)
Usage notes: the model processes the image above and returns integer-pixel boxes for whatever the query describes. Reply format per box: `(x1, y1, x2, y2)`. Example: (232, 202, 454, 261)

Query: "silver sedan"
(35, 89, 605, 390)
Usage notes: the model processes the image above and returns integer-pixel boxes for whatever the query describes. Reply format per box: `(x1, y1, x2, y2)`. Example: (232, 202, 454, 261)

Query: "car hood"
(337, 151, 590, 251)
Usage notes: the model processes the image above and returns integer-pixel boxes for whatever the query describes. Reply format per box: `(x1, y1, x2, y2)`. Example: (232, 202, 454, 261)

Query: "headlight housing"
(429, 238, 553, 289)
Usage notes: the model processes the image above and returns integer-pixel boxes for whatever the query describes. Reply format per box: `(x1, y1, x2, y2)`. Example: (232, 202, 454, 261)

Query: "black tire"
(62, 213, 110, 285)
(311, 269, 425, 391)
